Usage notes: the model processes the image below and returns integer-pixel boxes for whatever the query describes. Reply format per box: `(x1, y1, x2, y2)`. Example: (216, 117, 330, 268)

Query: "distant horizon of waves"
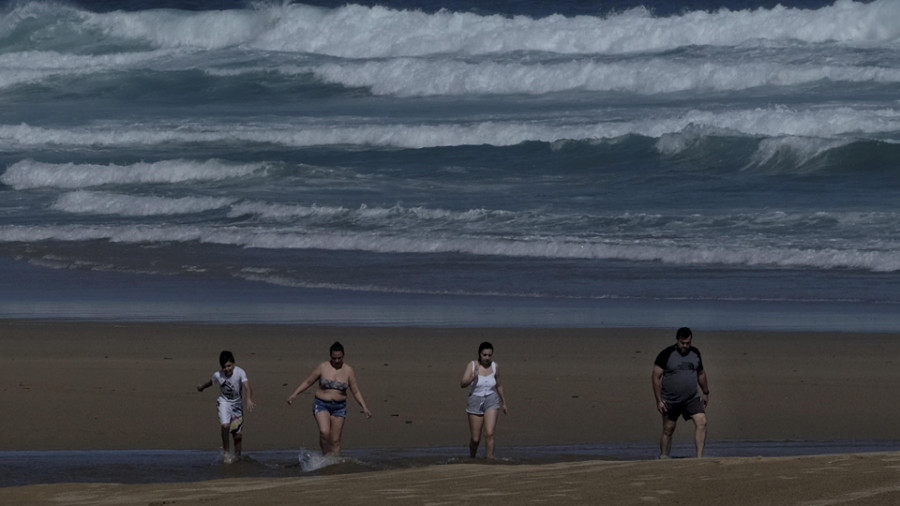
(1, 0, 899, 328)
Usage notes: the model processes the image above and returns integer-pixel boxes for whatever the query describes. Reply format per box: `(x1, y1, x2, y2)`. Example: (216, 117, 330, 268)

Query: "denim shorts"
(466, 392, 501, 415)
(313, 397, 347, 418)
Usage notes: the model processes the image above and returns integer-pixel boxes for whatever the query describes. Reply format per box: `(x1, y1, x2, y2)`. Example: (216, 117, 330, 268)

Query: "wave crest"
(3, 1, 898, 57)
(1, 159, 266, 189)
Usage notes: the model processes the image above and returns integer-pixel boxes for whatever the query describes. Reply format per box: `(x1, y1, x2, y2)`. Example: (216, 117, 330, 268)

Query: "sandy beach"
(4, 320, 900, 504)
(6, 453, 900, 505)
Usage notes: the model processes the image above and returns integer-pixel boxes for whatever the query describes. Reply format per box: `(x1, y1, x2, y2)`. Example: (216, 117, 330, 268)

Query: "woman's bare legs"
(314, 411, 333, 455)
(314, 410, 346, 456)
(468, 413, 484, 457)
(468, 409, 500, 458)
(482, 409, 500, 459)
(327, 416, 345, 456)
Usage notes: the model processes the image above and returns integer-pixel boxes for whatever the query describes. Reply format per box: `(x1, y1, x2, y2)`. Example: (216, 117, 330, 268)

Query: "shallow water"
(2, 440, 898, 487)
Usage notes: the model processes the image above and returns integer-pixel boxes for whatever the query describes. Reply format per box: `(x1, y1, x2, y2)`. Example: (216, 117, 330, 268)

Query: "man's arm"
(697, 369, 709, 406)
(651, 365, 666, 414)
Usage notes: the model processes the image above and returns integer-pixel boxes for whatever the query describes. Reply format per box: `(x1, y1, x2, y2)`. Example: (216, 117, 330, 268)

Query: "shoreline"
(3, 439, 899, 488)
(5, 452, 900, 505)
(5, 319, 900, 504)
(6, 320, 900, 451)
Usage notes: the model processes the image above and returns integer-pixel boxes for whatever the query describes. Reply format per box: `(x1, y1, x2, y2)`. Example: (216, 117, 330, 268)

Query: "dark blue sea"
(2, 0, 899, 487)
(2, 0, 900, 330)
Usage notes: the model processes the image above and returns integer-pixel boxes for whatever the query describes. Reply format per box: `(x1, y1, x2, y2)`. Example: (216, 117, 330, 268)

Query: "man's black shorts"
(664, 396, 705, 421)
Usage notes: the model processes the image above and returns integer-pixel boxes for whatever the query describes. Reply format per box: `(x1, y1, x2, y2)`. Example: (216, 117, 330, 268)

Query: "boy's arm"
(196, 379, 213, 392)
(243, 380, 255, 411)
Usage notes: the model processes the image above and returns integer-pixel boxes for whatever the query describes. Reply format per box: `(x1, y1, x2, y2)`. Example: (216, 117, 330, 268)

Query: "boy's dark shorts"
(664, 396, 705, 421)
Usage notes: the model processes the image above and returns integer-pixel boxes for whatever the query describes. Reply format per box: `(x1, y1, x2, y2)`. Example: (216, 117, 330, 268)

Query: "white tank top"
(469, 361, 497, 397)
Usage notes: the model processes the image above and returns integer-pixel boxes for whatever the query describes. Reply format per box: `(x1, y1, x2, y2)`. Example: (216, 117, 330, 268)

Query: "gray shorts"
(466, 392, 500, 415)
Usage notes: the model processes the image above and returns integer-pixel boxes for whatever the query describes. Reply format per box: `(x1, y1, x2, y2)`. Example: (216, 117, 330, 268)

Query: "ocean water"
(2, 440, 898, 487)
(1, 0, 899, 330)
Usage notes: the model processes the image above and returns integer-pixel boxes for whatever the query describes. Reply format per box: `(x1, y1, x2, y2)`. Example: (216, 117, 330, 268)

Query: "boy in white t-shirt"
(197, 350, 255, 463)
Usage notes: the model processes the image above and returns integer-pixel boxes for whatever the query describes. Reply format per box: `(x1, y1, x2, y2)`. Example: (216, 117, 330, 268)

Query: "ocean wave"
(0, 159, 266, 189)
(2, 1, 897, 58)
(747, 136, 857, 171)
(655, 130, 861, 169)
(0, 49, 175, 89)
(37, 187, 900, 239)
(2, 106, 898, 150)
(5, 45, 898, 97)
(2, 1, 898, 101)
(227, 201, 510, 224)
(3, 222, 900, 272)
(51, 190, 236, 216)
(306, 58, 900, 97)
(87, 1, 900, 56)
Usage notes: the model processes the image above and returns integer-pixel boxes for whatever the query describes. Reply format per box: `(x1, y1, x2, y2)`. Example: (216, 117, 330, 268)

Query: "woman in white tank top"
(460, 341, 508, 459)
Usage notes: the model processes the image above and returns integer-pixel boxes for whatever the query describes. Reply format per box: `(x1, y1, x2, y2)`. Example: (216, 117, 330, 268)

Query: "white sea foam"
(11, 46, 895, 96)
(52, 191, 235, 216)
(307, 58, 900, 97)
(2, 222, 900, 272)
(297, 449, 351, 472)
(747, 136, 856, 170)
(0, 48, 193, 89)
(3, 2, 898, 99)
(1, 106, 897, 151)
(81, 1, 900, 57)
(228, 201, 504, 223)
(0, 159, 266, 190)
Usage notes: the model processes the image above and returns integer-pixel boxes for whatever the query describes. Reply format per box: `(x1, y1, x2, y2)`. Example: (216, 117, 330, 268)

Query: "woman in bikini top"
(285, 341, 373, 456)
(318, 377, 348, 397)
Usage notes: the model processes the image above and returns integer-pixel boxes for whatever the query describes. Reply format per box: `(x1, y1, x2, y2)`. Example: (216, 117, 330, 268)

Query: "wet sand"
(6, 452, 900, 505)
(4, 321, 900, 503)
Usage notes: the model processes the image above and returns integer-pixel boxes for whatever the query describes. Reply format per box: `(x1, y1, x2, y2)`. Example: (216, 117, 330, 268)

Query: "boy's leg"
(220, 424, 232, 460)
(218, 400, 233, 460)
(233, 431, 243, 458)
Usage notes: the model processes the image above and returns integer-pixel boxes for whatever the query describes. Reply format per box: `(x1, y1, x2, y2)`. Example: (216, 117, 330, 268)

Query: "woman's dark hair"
(219, 350, 235, 367)
(478, 341, 493, 354)
(330, 341, 344, 354)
